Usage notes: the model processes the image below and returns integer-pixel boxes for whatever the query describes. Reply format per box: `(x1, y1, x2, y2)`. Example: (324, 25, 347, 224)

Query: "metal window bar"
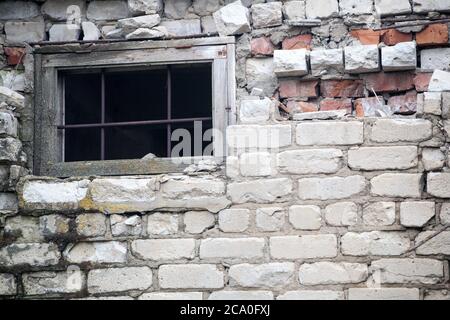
(58, 66, 213, 159)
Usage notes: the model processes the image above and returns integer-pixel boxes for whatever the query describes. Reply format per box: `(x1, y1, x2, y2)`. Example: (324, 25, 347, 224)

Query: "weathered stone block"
(229, 263, 295, 288)
(0, 138, 21, 163)
(374, 0, 411, 16)
(413, 0, 450, 13)
(348, 146, 418, 170)
(277, 149, 343, 175)
(296, 121, 363, 146)
(5, 216, 43, 242)
(219, 209, 250, 232)
(277, 290, 344, 300)
(345, 45, 380, 73)
(370, 119, 432, 143)
(159, 264, 224, 289)
(213, 1, 251, 36)
(382, 41, 417, 71)
(427, 173, 450, 198)
(245, 58, 277, 95)
(88, 267, 152, 294)
(239, 152, 274, 177)
(40, 214, 70, 237)
(64, 242, 127, 264)
(0, 243, 60, 267)
(415, 231, 450, 255)
(273, 49, 308, 77)
(324, 202, 358, 226)
(118, 14, 161, 33)
(41, 0, 87, 21)
(0, 1, 40, 20)
(440, 203, 450, 225)
(348, 288, 419, 300)
(283, 1, 306, 20)
(270, 235, 337, 259)
(256, 207, 285, 232)
(371, 173, 423, 198)
(289, 205, 322, 230)
(371, 259, 444, 284)
(362, 202, 396, 226)
(183, 211, 215, 234)
(0, 112, 18, 137)
(339, 0, 373, 16)
(147, 213, 178, 235)
(193, 0, 220, 16)
(23, 270, 85, 295)
(400, 202, 435, 227)
(251, 2, 283, 29)
(87, 0, 130, 20)
(75, 213, 107, 237)
(0, 85, 25, 109)
(310, 48, 344, 77)
(421, 48, 450, 71)
(209, 290, 273, 300)
(239, 98, 273, 124)
(110, 215, 142, 237)
(305, 0, 339, 19)
(132, 239, 196, 261)
(428, 70, 450, 91)
(0, 193, 17, 213)
(341, 231, 410, 256)
(299, 262, 368, 285)
(227, 178, 292, 204)
(298, 176, 367, 200)
(199, 238, 265, 260)
(423, 92, 442, 116)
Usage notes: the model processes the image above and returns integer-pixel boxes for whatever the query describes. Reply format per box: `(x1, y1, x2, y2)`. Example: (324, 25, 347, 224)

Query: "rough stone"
(341, 231, 410, 256)
(370, 173, 423, 198)
(370, 119, 432, 143)
(400, 201, 435, 227)
(283, 1, 306, 20)
(227, 178, 292, 204)
(245, 58, 277, 95)
(0, 111, 18, 137)
(88, 267, 152, 294)
(427, 173, 450, 198)
(296, 121, 364, 146)
(23, 269, 85, 295)
(131, 239, 196, 261)
(422, 148, 445, 171)
(428, 70, 450, 92)
(256, 207, 285, 232)
(183, 211, 215, 234)
(362, 202, 396, 226)
(147, 213, 178, 235)
(415, 231, 450, 255)
(0, 243, 60, 267)
(345, 45, 380, 73)
(382, 41, 417, 71)
(298, 176, 367, 200)
(299, 262, 368, 285)
(270, 235, 337, 259)
(87, 0, 130, 20)
(324, 202, 358, 227)
(117, 14, 161, 33)
(0, 85, 25, 109)
(339, 0, 373, 16)
(0, 70, 26, 92)
(0, 138, 21, 163)
(289, 205, 322, 230)
(209, 291, 273, 300)
(305, 0, 339, 19)
(371, 259, 444, 284)
(440, 203, 450, 225)
(250, 37, 274, 56)
(110, 215, 142, 237)
(41, 0, 87, 21)
(213, 1, 251, 36)
(240, 98, 273, 123)
(348, 146, 418, 170)
(277, 290, 344, 300)
(75, 214, 107, 237)
(5, 216, 42, 242)
(374, 0, 411, 17)
(82, 21, 101, 41)
(199, 238, 265, 260)
(277, 149, 343, 174)
(413, 0, 450, 13)
(273, 49, 308, 77)
(128, 0, 163, 15)
(125, 27, 166, 39)
(348, 288, 419, 300)
(39, 214, 70, 237)
(159, 264, 224, 289)
(239, 152, 274, 177)
(219, 209, 250, 232)
(251, 2, 283, 29)
(64, 241, 127, 264)
(229, 263, 295, 288)
(310, 48, 344, 76)
(0, 193, 18, 213)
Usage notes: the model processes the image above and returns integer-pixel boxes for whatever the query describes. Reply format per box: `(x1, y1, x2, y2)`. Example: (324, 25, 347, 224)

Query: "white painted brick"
(5, 216, 43, 242)
(348, 288, 419, 300)
(273, 49, 308, 77)
(270, 235, 337, 259)
(370, 119, 432, 143)
(305, 0, 339, 19)
(345, 45, 380, 73)
(374, 0, 411, 16)
(131, 239, 196, 261)
(75, 213, 107, 238)
(277, 290, 344, 300)
(310, 48, 344, 77)
(296, 121, 363, 146)
(415, 231, 450, 255)
(110, 215, 142, 237)
(400, 202, 435, 227)
(427, 173, 450, 198)
(341, 231, 410, 256)
(277, 149, 343, 174)
(239, 152, 274, 177)
(139, 292, 203, 300)
(324, 202, 358, 226)
(219, 209, 250, 232)
(421, 48, 450, 71)
(200, 238, 265, 260)
(88, 267, 152, 294)
(184, 211, 215, 234)
(348, 146, 418, 170)
(227, 178, 292, 203)
(382, 41, 417, 71)
(226, 156, 239, 178)
(298, 176, 367, 200)
(256, 207, 285, 232)
(370, 173, 423, 198)
(159, 264, 224, 289)
(362, 202, 396, 227)
(299, 262, 368, 285)
(424, 290, 450, 300)
(289, 205, 322, 230)
(209, 290, 273, 300)
(371, 258, 444, 284)
(227, 124, 292, 149)
(229, 263, 295, 288)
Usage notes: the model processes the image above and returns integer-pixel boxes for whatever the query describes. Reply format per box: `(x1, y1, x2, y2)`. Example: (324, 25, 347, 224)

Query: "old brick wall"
(0, 0, 450, 300)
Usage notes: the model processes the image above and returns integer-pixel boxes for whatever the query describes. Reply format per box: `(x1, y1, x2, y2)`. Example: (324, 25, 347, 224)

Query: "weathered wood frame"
(33, 37, 236, 177)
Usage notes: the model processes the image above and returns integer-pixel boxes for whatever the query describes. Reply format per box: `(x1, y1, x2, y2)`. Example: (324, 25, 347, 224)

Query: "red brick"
(4, 47, 26, 66)
(363, 72, 415, 93)
(414, 73, 433, 92)
(354, 97, 384, 117)
(286, 101, 318, 113)
(388, 90, 417, 115)
(251, 37, 275, 56)
(320, 98, 353, 112)
(381, 29, 413, 46)
(350, 29, 381, 45)
(416, 24, 449, 46)
(279, 79, 319, 98)
(282, 34, 312, 50)
(320, 80, 365, 98)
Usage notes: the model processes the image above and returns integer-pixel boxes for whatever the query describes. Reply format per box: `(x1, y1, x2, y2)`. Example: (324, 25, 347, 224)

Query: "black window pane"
(65, 128, 101, 162)
(171, 120, 213, 158)
(64, 73, 101, 125)
(171, 64, 212, 119)
(105, 125, 167, 160)
(105, 69, 167, 123)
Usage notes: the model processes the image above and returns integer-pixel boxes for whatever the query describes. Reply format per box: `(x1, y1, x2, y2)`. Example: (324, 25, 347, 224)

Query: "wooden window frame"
(33, 37, 236, 177)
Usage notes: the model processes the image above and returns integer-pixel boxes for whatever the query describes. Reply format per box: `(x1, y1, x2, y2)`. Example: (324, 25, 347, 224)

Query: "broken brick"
(381, 29, 413, 46)
(320, 80, 365, 98)
(363, 72, 415, 93)
(282, 34, 312, 50)
(286, 100, 318, 113)
(279, 79, 319, 98)
(251, 37, 275, 56)
(350, 29, 381, 45)
(4, 47, 26, 66)
(416, 24, 449, 46)
(354, 97, 384, 117)
(388, 90, 417, 115)
(320, 98, 353, 113)
(414, 73, 433, 92)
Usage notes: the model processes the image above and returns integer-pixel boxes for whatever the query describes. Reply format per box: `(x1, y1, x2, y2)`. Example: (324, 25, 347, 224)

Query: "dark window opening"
(60, 64, 213, 162)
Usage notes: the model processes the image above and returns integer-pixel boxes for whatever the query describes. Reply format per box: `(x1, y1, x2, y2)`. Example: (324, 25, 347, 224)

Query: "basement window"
(33, 38, 236, 177)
